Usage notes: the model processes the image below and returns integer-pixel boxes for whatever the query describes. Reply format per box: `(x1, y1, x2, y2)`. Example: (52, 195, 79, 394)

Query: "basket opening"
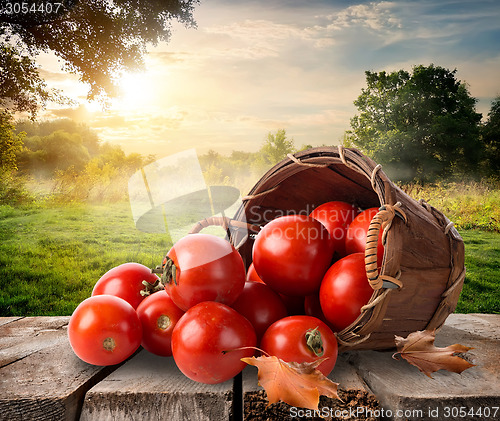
(235, 162, 383, 268)
(245, 164, 381, 226)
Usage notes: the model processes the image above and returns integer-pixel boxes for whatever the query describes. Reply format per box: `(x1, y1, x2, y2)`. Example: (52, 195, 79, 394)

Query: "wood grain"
(342, 313, 500, 421)
(80, 350, 235, 421)
(0, 317, 113, 421)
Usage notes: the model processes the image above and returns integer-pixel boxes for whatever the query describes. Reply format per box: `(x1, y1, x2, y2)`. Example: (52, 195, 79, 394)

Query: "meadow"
(0, 179, 498, 316)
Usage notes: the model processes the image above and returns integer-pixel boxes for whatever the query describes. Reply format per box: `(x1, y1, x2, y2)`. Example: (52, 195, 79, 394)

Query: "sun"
(115, 71, 158, 111)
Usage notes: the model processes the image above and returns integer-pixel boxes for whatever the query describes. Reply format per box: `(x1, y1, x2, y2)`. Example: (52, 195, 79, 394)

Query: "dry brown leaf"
(241, 355, 340, 410)
(392, 329, 475, 378)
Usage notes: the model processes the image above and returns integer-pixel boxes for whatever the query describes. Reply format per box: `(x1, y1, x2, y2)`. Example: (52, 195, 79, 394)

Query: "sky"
(39, 0, 500, 157)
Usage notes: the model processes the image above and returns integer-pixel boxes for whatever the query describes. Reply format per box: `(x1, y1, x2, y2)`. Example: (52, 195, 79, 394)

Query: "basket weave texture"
(232, 146, 465, 351)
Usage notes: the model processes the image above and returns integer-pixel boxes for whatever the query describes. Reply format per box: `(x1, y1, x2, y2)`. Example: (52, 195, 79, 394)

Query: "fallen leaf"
(392, 329, 475, 378)
(241, 355, 340, 411)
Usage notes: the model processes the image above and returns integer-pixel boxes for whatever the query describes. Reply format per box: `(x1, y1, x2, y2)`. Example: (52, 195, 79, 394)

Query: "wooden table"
(1, 314, 498, 421)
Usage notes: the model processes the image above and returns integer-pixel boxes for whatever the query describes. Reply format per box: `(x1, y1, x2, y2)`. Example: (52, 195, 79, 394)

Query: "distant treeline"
(1, 118, 304, 204)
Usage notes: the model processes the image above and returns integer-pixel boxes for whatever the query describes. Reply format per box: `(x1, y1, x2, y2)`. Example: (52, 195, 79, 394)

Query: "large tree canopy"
(0, 0, 198, 116)
(346, 64, 483, 182)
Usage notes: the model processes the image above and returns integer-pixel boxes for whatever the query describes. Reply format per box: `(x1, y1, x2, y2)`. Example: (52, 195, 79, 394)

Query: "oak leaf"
(392, 329, 475, 378)
(241, 355, 340, 411)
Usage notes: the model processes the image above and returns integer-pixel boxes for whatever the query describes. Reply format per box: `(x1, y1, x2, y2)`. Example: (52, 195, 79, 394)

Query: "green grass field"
(0, 202, 170, 316)
(456, 230, 500, 313)
(0, 201, 498, 316)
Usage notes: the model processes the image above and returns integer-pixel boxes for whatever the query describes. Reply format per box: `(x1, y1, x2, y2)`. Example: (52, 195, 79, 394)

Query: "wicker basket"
(191, 146, 465, 351)
(192, 146, 465, 351)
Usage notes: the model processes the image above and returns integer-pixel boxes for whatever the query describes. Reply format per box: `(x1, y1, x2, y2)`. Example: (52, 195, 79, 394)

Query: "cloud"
(147, 51, 190, 67)
(325, 1, 401, 32)
(47, 105, 90, 121)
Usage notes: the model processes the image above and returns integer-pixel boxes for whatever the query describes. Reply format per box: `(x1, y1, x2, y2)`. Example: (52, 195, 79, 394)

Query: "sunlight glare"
(116, 72, 158, 111)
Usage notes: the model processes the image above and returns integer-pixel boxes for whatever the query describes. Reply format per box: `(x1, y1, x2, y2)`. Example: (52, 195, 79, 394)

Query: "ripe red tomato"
(260, 315, 338, 376)
(68, 295, 142, 366)
(136, 290, 185, 357)
(162, 233, 246, 311)
(304, 293, 330, 325)
(252, 215, 334, 296)
(231, 281, 288, 343)
(172, 301, 256, 384)
(310, 201, 359, 257)
(345, 208, 384, 267)
(92, 262, 160, 309)
(319, 253, 374, 332)
(246, 262, 264, 283)
(247, 262, 305, 316)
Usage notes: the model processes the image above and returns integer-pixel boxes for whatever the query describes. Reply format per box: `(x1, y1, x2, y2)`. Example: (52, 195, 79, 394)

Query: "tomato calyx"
(152, 256, 178, 286)
(305, 327, 324, 357)
(140, 278, 165, 297)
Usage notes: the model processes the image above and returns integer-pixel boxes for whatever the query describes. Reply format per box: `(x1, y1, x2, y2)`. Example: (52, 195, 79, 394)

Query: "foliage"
(346, 64, 483, 182)
(260, 129, 296, 166)
(198, 129, 296, 194)
(0, 109, 25, 171)
(481, 95, 500, 176)
(0, 110, 33, 204)
(401, 180, 500, 232)
(50, 147, 149, 203)
(0, 171, 33, 205)
(20, 130, 91, 175)
(16, 118, 100, 155)
(0, 46, 59, 117)
(4, 118, 150, 202)
(0, 0, 199, 115)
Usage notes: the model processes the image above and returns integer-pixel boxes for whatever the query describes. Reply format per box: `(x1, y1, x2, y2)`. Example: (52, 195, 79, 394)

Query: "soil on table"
(244, 389, 381, 420)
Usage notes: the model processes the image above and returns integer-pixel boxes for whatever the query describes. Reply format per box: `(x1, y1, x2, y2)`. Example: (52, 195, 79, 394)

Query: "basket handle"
(189, 216, 261, 235)
(365, 202, 407, 290)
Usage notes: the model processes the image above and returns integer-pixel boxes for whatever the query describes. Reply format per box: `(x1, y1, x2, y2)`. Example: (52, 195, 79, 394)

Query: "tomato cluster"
(68, 202, 381, 385)
(68, 237, 255, 384)
(251, 203, 382, 332)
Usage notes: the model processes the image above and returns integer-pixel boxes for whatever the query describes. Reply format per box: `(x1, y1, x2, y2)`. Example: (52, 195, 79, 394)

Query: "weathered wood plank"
(0, 316, 23, 327)
(242, 354, 381, 420)
(0, 316, 70, 367)
(0, 317, 115, 421)
(342, 313, 500, 421)
(80, 350, 235, 421)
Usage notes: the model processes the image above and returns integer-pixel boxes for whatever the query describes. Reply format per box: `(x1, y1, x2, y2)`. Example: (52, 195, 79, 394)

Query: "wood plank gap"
(231, 372, 243, 421)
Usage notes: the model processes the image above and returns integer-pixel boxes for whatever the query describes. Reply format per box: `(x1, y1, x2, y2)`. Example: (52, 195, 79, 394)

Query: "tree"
(346, 64, 483, 182)
(261, 129, 296, 166)
(481, 96, 500, 177)
(0, 0, 198, 116)
(20, 130, 90, 175)
(16, 118, 100, 155)
(0, 110, 25, 172)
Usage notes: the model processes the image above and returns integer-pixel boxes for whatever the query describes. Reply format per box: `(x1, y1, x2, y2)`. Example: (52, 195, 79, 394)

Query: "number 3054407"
(1, 2, 63, 15)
